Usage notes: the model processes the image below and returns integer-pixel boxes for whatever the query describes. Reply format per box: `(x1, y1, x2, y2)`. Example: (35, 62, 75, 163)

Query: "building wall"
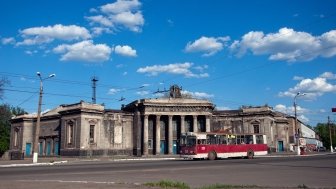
(10, 101, 320, 158)
(301, 123, 315, 138)
(212, 106, 292, 152)
(10, 118, 35, 157)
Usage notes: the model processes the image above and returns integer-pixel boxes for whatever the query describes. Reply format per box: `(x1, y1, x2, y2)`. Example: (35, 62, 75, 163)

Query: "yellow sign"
(228, 135, 236, 138)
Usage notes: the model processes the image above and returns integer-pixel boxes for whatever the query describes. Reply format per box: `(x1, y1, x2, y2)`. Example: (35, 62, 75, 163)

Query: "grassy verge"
(143, 180, 262, 189)
(144, 180, 190, 189)
(198, 184, 262, 189)
(143, 180, 312, 189)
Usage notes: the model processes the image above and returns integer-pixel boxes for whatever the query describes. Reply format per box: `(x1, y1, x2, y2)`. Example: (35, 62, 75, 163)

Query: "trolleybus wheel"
(247, 150, 254, 159)
(208, 151, 216, 160)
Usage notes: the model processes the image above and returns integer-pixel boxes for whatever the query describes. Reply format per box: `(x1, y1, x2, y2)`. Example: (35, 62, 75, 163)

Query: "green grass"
(144, 180, 190, 189)
(144, 180, 311, 189)
(198, 183, 261, 189)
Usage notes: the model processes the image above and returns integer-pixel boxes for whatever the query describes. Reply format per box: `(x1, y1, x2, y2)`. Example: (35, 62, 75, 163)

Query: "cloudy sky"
(1, 0, 335, 126)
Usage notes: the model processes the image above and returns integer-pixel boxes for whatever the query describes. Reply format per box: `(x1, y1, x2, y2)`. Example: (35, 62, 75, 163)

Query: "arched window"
(89, 125, 95, 144)
(67, 121, 74, 145)
(14, 128, 19, 147)
(253, 125, 260, 134)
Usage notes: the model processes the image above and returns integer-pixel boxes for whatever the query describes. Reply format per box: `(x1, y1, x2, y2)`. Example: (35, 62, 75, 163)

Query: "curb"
(0, 160, 68, 168)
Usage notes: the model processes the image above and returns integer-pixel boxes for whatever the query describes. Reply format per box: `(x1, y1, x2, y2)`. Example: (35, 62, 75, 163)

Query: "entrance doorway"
(160, 140, 166, 154)
(278, 141, 284, 152)
(25, 143, 31, 156)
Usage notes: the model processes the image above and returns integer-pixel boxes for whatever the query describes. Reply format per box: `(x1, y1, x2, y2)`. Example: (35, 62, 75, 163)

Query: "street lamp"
(294, 92, 306, 156)
(33, 72, 55, 163)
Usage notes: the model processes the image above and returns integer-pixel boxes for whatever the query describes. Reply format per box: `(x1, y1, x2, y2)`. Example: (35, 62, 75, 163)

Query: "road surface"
(0, 154, 335, 188)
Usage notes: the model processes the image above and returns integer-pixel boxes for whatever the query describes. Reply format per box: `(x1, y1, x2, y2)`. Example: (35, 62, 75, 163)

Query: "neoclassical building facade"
(9, 85, 318, 158)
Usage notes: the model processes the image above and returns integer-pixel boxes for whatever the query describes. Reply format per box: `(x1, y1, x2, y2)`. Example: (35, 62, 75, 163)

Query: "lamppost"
(32, 72, 55, 163)
(294, 92, 305, 156)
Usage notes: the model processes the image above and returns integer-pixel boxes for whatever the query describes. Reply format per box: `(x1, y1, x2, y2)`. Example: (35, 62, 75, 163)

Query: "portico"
(122, 87, 214, 156)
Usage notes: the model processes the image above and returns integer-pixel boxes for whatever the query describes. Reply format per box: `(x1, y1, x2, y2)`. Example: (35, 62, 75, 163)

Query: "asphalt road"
(0, 154, 335, 189)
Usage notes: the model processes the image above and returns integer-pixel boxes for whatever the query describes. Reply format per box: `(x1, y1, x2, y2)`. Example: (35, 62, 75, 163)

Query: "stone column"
(180, 115, 185, 134)
(143, 115, 148, 156)
(155, 115, 161, 155)
(50, 138, 54, 156)
(206, 116, 211, 132)
(134, 111, 142, 156)
(193, 115, 198, 132)
(168, 115, 173, 154)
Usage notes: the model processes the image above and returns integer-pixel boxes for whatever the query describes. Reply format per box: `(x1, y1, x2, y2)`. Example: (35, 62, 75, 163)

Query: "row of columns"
(143, 115, 211, 155)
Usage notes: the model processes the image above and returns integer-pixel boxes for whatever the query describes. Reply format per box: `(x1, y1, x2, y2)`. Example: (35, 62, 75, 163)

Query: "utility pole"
(33, 72, 55, 163)
(328, 116, 334, 153)
(91, 76, 98, 104)
(294, 92, 305, 155)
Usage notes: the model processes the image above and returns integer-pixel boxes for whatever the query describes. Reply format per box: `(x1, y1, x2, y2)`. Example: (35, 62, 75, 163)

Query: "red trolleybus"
(180, 132, 268, 160)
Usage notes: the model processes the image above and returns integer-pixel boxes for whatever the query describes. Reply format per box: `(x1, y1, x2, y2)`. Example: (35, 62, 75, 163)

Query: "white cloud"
(17, 24, 91, 46)
(167, 19, 174, 26)
(1, 37, 16, 45)
(216, 106, 231, 110)
(108, 88, 121, 95)
(136, 90, 149, 96)
(299, 115, 309, 123)
(111, 11, 144, 32)
(91, 27, 113, 36)
(293, 76, 305, 81)
(319, 109, 326, 113)
(274, 104, 308, 115)
(101, 0, 141, 14)
(114, 45, 137, 57)
(16, 37, 54, 46)
(181, 90, 214, 99)
(230, 27, 336, 62)
(278, 72, 336, 99)
(185, 36, 230, 56)
(193, 65, 208, 72)
(53, 40, 112, 62)
(89, 8, 98, 13)
(320, 72, 336, 80)
(87, 0, 144, 34)
(86, 15, 113, 27)
(141, 83, 150, 87)
(137, 62, 209, 78)
(25, 50, 38, 55)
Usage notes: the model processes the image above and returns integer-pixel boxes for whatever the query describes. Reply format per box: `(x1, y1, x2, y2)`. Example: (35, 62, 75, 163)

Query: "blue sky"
(1, 0, 335, 126)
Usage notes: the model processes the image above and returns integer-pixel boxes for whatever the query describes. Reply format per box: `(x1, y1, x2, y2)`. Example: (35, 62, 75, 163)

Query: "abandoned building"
(9, 85, 319, 158)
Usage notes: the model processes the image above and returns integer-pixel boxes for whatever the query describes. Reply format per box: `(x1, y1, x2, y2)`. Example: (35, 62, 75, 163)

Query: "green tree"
(0, 104, 27, 156)
(315, 123, 336, 150)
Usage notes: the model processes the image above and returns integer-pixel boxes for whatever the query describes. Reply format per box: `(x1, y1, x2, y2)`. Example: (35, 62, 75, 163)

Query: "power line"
(2, 88, 123, 102)
(16, 93, 37, 107)
(0, 71, 151, 96)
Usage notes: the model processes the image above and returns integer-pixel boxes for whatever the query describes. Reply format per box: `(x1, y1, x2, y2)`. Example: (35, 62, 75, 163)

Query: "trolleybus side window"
(227, 135, 236, 144)
(207, 134, 218, 144)
(256, 135, 264, 144)
(187, 136, 196, 146)
(245, 135, 253, 144)
(197, 139, 206, 144)
(180, 136, 186, 146)
(218, 135, 227, 144)
(237, 135, 245, 144)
